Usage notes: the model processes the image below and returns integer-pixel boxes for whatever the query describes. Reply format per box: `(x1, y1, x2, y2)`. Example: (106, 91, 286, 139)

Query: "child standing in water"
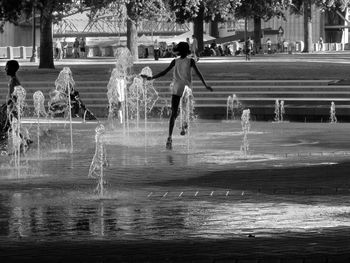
(1, 60, 21, 142)
(144, 42, 213, 150)
(5, 60, 21, 102)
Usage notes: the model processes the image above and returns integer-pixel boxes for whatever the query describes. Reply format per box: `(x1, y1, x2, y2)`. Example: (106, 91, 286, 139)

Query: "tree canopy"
(0, 0, 87, 68)
(168, 0, 241, 51)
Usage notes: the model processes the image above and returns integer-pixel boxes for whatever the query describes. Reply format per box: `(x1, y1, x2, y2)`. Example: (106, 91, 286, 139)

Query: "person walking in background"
(80, 37, 86, 58)
(283, 40, 288, 53)
(245, 37, 253, 61)
(266, 38, 272, 54)
(191, 35, 199, 61)
(62, 38, 68, 59)
(73, 37, 80, 58)
(142, 42, 213, 150)
(54, 39, 62, 60)
(319, 37, 324, 51)
(154, 39, 160, 60)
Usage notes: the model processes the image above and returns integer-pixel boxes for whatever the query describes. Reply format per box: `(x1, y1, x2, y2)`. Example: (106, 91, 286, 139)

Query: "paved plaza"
(1, 54, 350, 262)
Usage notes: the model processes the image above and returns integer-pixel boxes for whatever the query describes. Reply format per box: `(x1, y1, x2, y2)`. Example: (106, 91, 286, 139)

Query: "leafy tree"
(87, 0, 168, 60)
(0, 0, 85, 68)
(234, 0, 291, 52)
(168, 0, 241, 52)
(291, 0, 350, 52)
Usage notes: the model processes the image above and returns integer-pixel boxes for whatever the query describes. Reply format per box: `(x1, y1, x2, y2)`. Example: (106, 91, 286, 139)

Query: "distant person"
(171, 42, 177, 57)
(142, 42, 213, 150)
(186, 37, 190, 46)
(283, 40, 288, 53)
(54, 39, 62, 60)
(79, 37, 86, 58)
(1, 60, 20, 141)
(154, 39, 160, 60)
(191, 35, 199, 61)
(266, 38, 272, 54)
(224, 45, 231, 56)
(245, 37, 253, 61)
(218, 45, 224, 56)
(319, 37, 324, 51)
(62, 38, 68, 58)
(73, 37, 80, 58)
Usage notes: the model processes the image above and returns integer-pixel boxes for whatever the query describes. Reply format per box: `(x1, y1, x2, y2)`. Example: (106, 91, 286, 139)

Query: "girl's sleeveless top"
(171, 57, 192, 96)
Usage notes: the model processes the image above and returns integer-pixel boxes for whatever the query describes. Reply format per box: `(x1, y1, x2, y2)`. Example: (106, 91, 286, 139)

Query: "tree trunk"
(126, 4, 138, 61)
(39, 10, 54, 69)
(210, 20, 219, 38)
(193, 3, 204, 53)
(253, 15, 262, 54)
(303, 0, 313, 52)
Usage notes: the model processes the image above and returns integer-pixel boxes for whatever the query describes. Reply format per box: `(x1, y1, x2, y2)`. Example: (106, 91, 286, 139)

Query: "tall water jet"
(280, 100, 285, 122)
(179, 86, 195, 150)
(141, 67, 158, 129)
(274, 99, 285, 122)
(330, 101, 337, 123)
(88, 124, 108, 197)
(274, 99, 280, 122)
(128, 76, 143, 129)
(33, 91, 47, 157)
(53, 67, 75, 153)
(115, 47, 134, 134)
(107, 69, 126, 128)
(240, 109, 250, 159)
(226, 94, 241, 120)
(10, 86, 26, 177)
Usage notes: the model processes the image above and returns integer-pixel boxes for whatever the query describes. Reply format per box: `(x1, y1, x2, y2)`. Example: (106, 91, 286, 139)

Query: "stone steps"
(1, 80, 349, 120)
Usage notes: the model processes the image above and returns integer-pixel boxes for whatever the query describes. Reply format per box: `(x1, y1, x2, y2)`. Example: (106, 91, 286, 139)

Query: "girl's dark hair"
(174, 42, 191, 56)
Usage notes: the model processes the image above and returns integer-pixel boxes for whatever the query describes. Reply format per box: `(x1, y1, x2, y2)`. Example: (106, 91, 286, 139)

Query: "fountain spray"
(54, 67, 75, 153)
(33, 91, 47, 157)
(10, 86, 26, 177)
(240, 109, 250, 159)
(180, 86, 195, 151)
(330, 101, 337, 123)
(88, 124, 108, 197)
(107, 69, 126, 128)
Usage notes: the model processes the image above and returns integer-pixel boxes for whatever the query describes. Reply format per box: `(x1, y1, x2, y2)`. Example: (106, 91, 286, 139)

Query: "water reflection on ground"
(0, 120, 350, 242)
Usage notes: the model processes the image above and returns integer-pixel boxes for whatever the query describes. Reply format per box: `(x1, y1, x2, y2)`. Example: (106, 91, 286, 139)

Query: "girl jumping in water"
(144, 42, 213, 150)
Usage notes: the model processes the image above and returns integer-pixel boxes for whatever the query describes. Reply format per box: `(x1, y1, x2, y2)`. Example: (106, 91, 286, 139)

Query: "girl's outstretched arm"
(191, 59, 213, 91)
(143, 59, 176, 80)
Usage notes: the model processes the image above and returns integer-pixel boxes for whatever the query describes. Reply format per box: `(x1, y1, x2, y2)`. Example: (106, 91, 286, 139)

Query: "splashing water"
(9, 86, 27, 177)
(274, 99, 280, 122)
(179, 86, 195, 150)
(280, 100, 285, 122)
(330, 101, 337, 123)
(107, 69, 126, 128)
(33, 91, 47, 157)
(50, 67, 75, 153)
(88, 124, 108, 197)
(141, 67, 158, 127)
(115, 47, 133, 77)
(274, 99, 285, 122)
(227, 95, 233, 120)
(113, 47, 134, 134)
(128, 76, 143, 128)
(226, 94, 242, 120)
(33, 91, 47, 118)
(240, 109, 250, 159)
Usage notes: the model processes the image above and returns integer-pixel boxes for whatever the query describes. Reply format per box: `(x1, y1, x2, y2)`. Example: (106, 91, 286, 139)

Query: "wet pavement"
(1, 120, 350, 262)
